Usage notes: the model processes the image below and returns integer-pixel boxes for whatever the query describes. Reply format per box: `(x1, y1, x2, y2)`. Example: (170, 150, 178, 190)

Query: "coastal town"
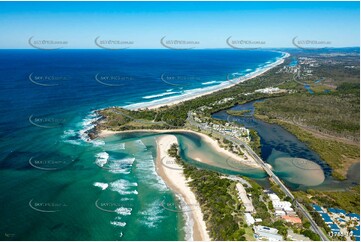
(312, 204, 360, 241)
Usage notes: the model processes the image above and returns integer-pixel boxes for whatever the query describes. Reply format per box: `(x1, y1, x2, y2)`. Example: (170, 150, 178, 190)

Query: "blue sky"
(0, 1, 359, 49)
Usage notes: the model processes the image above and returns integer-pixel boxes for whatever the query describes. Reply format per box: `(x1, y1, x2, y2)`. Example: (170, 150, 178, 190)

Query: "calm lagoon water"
(212, 99, 359, 190)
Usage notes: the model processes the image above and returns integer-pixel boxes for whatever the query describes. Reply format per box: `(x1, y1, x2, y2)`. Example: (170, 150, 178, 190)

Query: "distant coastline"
(124, 51, 290, 110)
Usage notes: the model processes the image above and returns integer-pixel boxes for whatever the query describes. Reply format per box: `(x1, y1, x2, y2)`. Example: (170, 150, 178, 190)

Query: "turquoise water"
(0, 50, 284, 240)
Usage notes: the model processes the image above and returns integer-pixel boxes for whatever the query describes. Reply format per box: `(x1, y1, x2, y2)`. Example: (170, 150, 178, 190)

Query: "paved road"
(187, 112, 329, 241)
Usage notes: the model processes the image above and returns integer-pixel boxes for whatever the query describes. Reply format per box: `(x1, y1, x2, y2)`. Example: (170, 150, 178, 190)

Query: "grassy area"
(254, 91, 359, 141)
(249, 129, 261, 156)
(168, 144, 249, 241)
(294, 186, 360, 214)
(254, 115, 359, 180)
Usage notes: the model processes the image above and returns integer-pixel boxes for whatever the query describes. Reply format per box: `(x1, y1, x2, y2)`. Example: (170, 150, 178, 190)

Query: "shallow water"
(212, 99, 359, 190)
(0, 50, 283, 240)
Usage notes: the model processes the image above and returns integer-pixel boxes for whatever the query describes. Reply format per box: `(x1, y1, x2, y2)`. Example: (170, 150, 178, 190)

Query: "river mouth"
(212, 99, 359, 191)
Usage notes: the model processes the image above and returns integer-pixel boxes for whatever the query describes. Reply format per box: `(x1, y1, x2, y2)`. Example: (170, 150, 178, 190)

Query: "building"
(269, 193, 281, 202)
(328, 208, 347, 216)
(312, 204, 325, 213)
(245, 212, 255, 226)
(236, 183, 255, 213)
(328, 223, 341, 234)
(348, 213, 360, 221)
(350, 226, 360, 241)
(255, 218, 262, 223)
(320, 213, 333, 224)
(273, 201, 292, 210)
(282, 215, 302, 224)
(336, 218, 346, 225)
(253, 225, 283, 241)
(275, 209, 286, 216)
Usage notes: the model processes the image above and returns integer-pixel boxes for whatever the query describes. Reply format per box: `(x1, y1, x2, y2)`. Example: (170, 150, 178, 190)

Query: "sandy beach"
(155, 134, 210, 241)
(124, 52, 290, 110)
(99, 129, 261, 169)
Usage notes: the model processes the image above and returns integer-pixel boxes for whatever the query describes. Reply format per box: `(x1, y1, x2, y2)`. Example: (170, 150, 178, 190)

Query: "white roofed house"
(236, 183, 255, 213)
(275, 209, 286, 217)
(245, 213, 255, 226)
(268, 193, 280, 202)
(253, 225, 283, 241)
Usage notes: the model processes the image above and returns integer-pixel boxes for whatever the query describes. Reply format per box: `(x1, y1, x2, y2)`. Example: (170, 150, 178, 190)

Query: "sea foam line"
(124, 51, 289, 110)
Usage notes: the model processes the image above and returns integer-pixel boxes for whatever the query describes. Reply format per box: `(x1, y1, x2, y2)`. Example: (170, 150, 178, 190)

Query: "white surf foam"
(139, 200, 165, 228)
(110, 179, 138, 195)
(93, 182, 109, 190)
(115, 207, 133, 216)
(134, 152, 168, 192)
(110, 221, 127, 227)
(175, 194, 194, 241)
(201, 80, 218, 85)
(95, 152, 109, 167)
(108, 157, 135, 174)
(143, 91, 179, 99)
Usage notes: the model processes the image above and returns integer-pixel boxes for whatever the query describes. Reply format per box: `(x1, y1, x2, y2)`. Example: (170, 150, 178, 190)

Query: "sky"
(0, 1, 359, 49)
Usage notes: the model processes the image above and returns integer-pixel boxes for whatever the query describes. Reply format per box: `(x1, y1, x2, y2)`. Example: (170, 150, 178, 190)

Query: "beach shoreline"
(124, 51, 290, 110)
(155, 134, 210, 241)
(99, 129, 261, 169)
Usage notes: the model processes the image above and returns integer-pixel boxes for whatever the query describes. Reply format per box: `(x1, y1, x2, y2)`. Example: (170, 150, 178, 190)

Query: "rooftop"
(320, 213, 333, 223)
(328, 223, 340, 232)
(328, 207, 347, 215)
(348, 213, 360, 220)
(281, 215, 302, 224)
(312, 204, 324, 213)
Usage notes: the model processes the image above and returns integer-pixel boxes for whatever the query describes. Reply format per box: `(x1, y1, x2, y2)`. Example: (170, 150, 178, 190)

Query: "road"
(187, 111, 329, 241)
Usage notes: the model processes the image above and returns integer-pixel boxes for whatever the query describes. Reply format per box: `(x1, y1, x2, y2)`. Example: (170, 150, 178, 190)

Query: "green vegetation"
(301, 229, 321, 241)
(251, 51, 360, 180)
(304, 203, 331, 234)
(168, 144, 249, 241)
(254, 91, 359, 141)
(226, 109, 252, 116)
(97, 49, 359, 184)
(96, 52, 293, 131)
(255, 118, 359, 180)
(294, 186, 360, 214)
(249, 129, 261, 156)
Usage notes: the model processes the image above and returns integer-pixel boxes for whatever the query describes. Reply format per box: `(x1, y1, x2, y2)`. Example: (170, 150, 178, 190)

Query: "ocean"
(0, 49, 283, 240)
